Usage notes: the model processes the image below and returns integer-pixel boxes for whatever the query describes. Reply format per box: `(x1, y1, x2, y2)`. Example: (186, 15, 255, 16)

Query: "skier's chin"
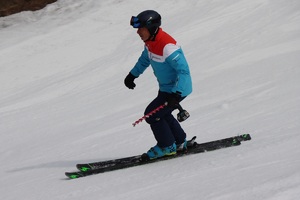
(138, 35, 146, 42)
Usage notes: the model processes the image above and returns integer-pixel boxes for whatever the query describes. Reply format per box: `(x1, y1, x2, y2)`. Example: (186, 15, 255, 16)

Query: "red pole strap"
(132, 103, 167, 127)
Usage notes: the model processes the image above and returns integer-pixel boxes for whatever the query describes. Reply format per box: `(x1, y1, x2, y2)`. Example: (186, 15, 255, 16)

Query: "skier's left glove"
(166, 92, 181, 109)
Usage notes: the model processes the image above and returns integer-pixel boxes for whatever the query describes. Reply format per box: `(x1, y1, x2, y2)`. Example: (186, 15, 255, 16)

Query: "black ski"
(76, 136, 198, 172)
(65, 134, 251, 179)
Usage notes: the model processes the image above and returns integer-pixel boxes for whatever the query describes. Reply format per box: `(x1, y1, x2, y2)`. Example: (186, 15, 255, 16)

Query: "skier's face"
(137, 27, 150, 42)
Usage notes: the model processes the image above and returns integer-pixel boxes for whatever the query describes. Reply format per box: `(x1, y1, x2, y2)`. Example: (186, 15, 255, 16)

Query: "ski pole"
(132, 102, 190, 127)
(132, 103, 167, 127)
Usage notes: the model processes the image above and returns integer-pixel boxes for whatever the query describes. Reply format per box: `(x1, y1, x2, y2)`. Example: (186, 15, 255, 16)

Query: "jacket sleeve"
(130, 47, 150, 78)
(165, 48, 191, 95)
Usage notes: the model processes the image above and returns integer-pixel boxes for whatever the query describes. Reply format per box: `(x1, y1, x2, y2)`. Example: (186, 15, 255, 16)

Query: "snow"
(0, 0, 300, 199)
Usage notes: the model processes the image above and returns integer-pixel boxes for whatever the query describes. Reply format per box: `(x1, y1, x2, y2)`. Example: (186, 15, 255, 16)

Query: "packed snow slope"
(1, 0, 300, 199)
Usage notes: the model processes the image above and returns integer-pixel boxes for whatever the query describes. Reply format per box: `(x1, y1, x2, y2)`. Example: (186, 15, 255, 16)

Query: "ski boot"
(141, 143, 176, 161)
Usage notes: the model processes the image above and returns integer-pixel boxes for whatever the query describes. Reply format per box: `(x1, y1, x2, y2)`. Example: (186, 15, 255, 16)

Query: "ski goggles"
(130, 16, 142, 28)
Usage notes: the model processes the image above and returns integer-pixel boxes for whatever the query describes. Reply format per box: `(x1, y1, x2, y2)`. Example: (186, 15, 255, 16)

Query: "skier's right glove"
(124, 73, 137, 89)
(166, 92, 181, 109)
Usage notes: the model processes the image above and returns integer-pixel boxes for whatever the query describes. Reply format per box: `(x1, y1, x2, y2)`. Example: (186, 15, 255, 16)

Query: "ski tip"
(240, 133, 251, 141)
(65, 172, 81, 179)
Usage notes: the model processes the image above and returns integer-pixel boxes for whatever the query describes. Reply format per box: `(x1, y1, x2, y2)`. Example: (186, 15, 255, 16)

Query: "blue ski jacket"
(130, 28, 192, 97)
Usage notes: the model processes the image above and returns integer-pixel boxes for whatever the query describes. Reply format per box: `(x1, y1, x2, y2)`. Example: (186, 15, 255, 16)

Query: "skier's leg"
(144, 91, 175, 147)
(165, 113, 186, 144)
(149, 119, 175, 147)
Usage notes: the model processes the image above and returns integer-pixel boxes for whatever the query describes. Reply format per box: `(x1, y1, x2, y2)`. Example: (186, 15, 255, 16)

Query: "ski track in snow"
(0, 0, 300, 199)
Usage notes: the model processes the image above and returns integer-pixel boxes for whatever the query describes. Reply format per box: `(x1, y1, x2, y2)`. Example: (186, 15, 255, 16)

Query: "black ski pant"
(144, 91, 186, 148)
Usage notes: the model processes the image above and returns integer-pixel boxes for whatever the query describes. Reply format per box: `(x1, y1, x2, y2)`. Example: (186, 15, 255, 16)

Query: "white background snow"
(0, 0, 300, 199)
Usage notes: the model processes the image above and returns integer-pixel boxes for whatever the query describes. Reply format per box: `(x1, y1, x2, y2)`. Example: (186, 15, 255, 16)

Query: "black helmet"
(130, 10, 161, 36)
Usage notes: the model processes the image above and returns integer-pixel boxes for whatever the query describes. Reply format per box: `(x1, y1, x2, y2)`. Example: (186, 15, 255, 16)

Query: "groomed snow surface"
(0, 0, 300, 199)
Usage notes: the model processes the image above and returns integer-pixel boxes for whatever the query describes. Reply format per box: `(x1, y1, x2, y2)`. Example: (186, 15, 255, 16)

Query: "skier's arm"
(130, 47, 150, 77)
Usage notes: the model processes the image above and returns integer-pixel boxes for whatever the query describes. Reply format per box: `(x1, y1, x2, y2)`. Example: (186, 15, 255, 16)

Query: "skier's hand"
(166, 92, 181, 109)
(124, 73, 137, 89)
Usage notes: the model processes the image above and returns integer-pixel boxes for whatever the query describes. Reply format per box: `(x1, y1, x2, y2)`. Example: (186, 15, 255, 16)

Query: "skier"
(124, 10, 192, 160)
